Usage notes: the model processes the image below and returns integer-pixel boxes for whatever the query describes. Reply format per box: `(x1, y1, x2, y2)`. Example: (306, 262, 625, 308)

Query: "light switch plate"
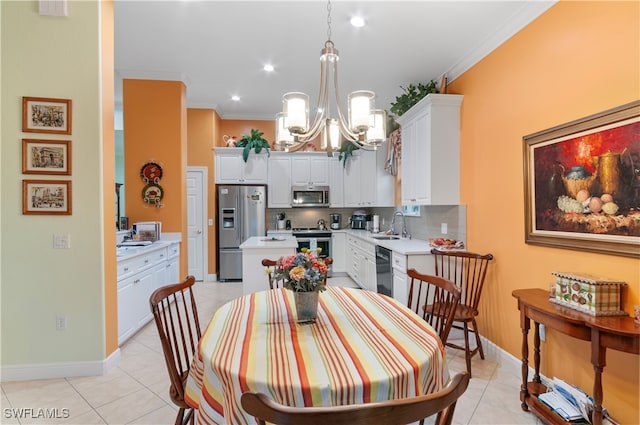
(441, 223, 448, 234)
(53, 234, 71, 249)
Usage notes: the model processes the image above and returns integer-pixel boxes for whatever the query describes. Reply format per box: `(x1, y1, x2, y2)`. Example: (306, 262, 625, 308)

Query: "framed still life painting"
(523, 100, 640, 258)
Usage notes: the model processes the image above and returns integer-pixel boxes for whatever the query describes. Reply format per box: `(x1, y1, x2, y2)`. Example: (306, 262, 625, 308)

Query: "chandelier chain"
(326, 0, 332, 42)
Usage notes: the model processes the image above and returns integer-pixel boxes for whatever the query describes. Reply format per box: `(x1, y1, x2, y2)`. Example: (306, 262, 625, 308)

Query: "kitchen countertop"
(116, 239, 180, 260)
(240, 235, 298, 249)
(341, 229, 465, 255)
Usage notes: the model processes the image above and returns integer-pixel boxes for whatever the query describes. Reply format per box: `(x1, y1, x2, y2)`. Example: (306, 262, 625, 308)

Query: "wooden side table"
(512, 288, 639, 425)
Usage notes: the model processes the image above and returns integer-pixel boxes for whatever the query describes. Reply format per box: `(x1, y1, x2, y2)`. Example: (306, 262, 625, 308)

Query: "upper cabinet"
(343, 148, 394, 208)
(396, 94, 463, 205)
(268, 153, 291, 208)
(215, 148, 268, 184)
(291, 155, 329, 186)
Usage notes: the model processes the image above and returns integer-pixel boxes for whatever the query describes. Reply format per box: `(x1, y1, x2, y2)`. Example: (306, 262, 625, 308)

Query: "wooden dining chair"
(149, 275, 201, 425)
(406, 268, 461, 346)
(241, 371, 469, 425)
(431, 249, 494, 378)
(263, 257, 333, 289)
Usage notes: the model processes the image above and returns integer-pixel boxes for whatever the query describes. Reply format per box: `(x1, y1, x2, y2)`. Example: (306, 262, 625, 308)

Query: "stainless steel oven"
(291, 185, 330, 208)
(292, 228, 332, 276)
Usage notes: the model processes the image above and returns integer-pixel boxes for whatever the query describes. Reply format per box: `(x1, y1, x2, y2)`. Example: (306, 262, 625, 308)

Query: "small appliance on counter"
(285, 219, 292, 230)
(132, 221, 161, 241)
(276, 212, 286, 230)
(329, 213, 341, 230)
(350, 213, 371, 230)
(317, 219, 327, 230)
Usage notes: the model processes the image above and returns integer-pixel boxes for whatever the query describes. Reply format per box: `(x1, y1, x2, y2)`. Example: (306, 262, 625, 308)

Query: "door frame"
(187, 166, 208, 281)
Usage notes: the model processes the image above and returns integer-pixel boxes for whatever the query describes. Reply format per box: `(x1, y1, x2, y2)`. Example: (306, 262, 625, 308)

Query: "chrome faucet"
(390, 210, 408, 238)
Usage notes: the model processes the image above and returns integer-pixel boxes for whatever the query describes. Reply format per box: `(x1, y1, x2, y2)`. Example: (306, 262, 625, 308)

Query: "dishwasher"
(375, 245, 393, 297)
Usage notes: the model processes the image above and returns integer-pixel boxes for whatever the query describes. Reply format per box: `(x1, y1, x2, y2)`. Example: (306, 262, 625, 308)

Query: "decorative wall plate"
(140, 162, 163, 183)
(142, 182, 164, 203)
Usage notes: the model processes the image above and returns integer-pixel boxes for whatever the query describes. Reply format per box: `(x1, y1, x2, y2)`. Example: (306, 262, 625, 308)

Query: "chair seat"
(427, 302, 477, 322)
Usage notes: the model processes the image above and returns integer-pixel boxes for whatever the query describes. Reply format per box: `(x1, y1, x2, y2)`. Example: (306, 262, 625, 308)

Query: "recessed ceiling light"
(231, 95, 240, 101)
(350, 16, 365, 28)
(263, 64, 274, 72)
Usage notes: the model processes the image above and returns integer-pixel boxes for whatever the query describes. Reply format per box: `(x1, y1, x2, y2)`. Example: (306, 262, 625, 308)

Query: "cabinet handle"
(134, 279, 140, 284)
(166, 264, 171, 268)
(124, 267, 129, 272)
(160, 254, 164, 258)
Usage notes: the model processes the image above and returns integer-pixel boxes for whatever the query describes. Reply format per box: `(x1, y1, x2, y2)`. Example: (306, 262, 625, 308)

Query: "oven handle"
(295, 237, 332, 242)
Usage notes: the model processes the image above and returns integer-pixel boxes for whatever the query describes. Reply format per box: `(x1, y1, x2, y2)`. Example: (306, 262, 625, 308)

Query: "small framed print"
(22, 139, 71, 175)
(23, 180, 72, 215)
(22, 96, 72, 135)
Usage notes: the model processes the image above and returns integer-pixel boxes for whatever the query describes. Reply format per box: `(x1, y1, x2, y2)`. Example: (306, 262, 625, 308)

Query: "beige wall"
(449, 2, 639, 422)
(1, 1, 111, 367)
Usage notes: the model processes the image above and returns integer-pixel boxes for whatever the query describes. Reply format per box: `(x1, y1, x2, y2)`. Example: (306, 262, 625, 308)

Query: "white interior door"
(187, 167, 207, 280)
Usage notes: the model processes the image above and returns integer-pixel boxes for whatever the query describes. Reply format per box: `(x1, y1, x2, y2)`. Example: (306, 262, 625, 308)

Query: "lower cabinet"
(117, 242, 181, 345)
(346, 234, 376, 291)
(331, 232, 346, 273)
(391, 251, 433, 306)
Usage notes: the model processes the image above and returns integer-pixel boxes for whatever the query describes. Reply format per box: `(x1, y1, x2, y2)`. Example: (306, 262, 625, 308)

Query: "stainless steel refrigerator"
(217, 185, 267, 281)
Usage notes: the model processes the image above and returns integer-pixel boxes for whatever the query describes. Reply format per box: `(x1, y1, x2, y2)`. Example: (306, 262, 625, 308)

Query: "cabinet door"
(413, 111, 432, 204)
(331, 232, 346, 273)
(243, 153, 269, 183)
(392, 269, 408, 306)
(401, 117, 417, 205)
(291, 156, 329, 185)
(328, 157, 344, 207)
(359, 150, 377, 207)
(135, 271, 155, 327)
(308, 157, 329, 185)
(268, 156, 291, 208)
(167, 257, 179, 284)
(153, 263, 166, 292)
(117, 277, 137, 345)
(343, 154, 362, 207)
(216, 153, 244, 183)
(365, 254, 377, 292)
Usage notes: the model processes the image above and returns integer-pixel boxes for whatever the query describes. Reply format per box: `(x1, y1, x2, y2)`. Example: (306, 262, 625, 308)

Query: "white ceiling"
(114, 1, 555, 121)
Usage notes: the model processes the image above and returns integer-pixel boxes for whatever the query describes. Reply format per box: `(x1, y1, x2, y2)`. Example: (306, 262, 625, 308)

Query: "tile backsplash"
(267, 205, 466, 243)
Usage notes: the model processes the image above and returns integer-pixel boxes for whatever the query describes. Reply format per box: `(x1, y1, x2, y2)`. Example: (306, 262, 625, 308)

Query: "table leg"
(520, 310, 530, 411)
(591, 328, 606, 425)
(533, 322, 541, 384)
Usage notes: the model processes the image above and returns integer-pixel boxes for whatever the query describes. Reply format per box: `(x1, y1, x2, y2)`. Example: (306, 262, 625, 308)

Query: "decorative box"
(551, 271, 627, 316)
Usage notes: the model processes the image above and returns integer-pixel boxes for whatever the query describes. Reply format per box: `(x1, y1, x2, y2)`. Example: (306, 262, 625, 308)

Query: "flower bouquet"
(271, 248, 328, 323)
(272, 248, 329, 293)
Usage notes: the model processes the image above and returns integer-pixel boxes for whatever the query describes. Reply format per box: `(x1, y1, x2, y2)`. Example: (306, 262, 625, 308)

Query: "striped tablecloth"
(185, 286, 449, 425)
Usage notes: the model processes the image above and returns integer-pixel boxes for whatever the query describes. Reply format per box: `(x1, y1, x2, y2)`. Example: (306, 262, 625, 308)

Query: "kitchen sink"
(370, 235, 401, 240)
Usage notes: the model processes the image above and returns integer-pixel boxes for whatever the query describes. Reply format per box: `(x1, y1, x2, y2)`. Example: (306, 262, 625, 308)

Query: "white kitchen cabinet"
(117, 241, 182, 345)
(346, 234, 376, 291)
(291, 154, 329, 186)
(343, 148, 394, 207)
(391, 251, 434, 306)
(328, 156, 344, 207)
(214, 147, 268, 184)
(268, 154, 291, 208)
(331, 231, 346, 273)
(397, 94, 463, 205)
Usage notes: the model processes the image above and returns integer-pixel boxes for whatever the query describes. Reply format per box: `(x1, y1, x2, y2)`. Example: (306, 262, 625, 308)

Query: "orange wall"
(101, 0, 118, 356)
(218, 119, 275, 147)
(123, 79, 188, 276)
(186, 108, 218, 274)
(448, 2, 639, 422)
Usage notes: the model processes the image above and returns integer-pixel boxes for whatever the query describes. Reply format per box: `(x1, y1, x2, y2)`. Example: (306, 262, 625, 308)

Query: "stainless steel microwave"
(291, 185, 330, 208)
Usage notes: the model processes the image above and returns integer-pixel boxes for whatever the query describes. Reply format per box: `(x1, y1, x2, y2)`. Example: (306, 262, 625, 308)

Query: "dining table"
(184, 286, 450, 425)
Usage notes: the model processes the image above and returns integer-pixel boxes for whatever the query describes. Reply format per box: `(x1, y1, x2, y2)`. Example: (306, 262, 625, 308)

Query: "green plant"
(338, 140, 359, 168)
(236, 128, 271, 162)
(389, 80, 439, 117)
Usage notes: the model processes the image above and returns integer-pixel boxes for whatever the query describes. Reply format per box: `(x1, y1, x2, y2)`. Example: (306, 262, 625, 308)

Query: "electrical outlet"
(539, 324, 546, 341)
(56, 315, 67, 331)
(441, 223, 448, 234)
(208, 218, 213, 226)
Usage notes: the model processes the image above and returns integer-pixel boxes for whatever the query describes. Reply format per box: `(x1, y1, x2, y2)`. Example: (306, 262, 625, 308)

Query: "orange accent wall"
(218, 119, 275, 147)
(187, 108, 218, 274)
(101, 0, 118, 356)
(123, 79, 188, 276)
(448, 2, 639, 422)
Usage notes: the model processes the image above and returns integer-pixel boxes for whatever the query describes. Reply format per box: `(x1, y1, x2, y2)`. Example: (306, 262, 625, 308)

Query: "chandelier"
(275, 1, 386, 154)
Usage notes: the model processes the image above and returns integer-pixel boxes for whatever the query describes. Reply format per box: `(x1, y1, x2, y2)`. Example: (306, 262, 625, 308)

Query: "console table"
(512, 288, 639, 425)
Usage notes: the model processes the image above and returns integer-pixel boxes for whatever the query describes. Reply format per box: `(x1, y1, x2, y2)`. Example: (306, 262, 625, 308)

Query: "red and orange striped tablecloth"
(185, 286, 449, 425)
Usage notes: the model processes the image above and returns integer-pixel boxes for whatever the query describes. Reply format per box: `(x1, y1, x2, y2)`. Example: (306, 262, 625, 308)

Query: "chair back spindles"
(149, 275, 201, 425)
(431, 249, 494, 378)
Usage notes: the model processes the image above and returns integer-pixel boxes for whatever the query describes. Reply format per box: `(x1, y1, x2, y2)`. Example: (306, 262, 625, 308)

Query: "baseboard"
(480, 335, 552, 388)
(0, 348, 121, 382)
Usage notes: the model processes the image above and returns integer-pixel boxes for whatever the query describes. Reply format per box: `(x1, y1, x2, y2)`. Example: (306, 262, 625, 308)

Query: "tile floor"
(1, 278, 540, 424)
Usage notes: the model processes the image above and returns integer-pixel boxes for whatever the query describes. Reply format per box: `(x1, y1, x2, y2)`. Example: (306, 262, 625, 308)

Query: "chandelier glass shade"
(276, 3, 386, 153)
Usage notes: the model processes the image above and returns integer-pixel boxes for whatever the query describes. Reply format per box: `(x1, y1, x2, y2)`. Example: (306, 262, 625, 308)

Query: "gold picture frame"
(523, 100, 640, 258)
(22, 139, 71, 175)
(22, 96, 72, 135)
(22, 180, 72, 215)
